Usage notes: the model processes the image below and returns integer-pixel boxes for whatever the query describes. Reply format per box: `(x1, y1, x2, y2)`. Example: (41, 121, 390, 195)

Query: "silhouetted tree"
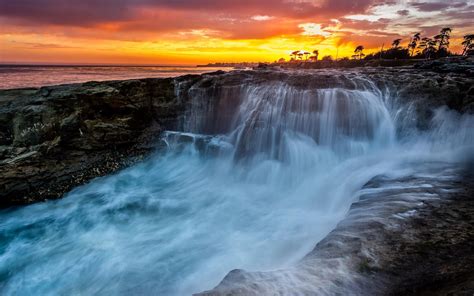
(290, 50, 300, 61)
(419, 37, 437, 59)
(434, 27, 452, 51)
(354, 45, 364, 60)
(462, 34, 474, 56)
(297, 52, 304, 60)
(383, 38, 409, 59)
(312, 50, 319, 61)
(303, 51, 311, 60)
(408, 32, 421, 56)
(392, 39, 402, 49)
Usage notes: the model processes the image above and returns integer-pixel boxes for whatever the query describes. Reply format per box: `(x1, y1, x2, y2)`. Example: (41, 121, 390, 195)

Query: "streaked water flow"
(0, 79, 473, 295)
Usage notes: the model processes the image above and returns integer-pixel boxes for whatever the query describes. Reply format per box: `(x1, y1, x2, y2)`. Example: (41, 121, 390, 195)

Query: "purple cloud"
(0, 0, 377, 26)
(411, 1, 454, 12)
(397, 9, 410, 16)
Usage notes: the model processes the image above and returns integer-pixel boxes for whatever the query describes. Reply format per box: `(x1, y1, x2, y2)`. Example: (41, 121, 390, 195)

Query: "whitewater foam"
(0, 77, 473, 295)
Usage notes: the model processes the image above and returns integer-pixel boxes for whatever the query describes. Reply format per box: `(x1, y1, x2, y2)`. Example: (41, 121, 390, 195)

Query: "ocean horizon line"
(0, 63, 233, 68)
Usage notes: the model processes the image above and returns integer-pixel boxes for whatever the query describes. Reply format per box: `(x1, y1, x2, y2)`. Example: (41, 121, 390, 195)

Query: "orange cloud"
(0, 0, 472, 64)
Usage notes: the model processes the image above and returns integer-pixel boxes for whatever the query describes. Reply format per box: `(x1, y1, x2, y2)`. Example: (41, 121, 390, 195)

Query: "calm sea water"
(0, 65, 230, 89)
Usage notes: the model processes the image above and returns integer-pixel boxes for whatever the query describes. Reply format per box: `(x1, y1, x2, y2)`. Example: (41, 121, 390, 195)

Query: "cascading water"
(0, 75, 473, 295)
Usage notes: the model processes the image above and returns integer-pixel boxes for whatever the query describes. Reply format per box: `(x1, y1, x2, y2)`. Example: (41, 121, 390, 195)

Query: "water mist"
(1, 75, 473, 295)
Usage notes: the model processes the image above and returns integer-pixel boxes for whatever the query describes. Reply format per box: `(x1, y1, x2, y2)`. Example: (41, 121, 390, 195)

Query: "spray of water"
(0, 78, 472, 295)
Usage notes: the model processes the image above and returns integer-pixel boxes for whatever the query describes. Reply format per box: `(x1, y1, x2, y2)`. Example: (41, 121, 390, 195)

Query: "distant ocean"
(0, 65, 230, 89)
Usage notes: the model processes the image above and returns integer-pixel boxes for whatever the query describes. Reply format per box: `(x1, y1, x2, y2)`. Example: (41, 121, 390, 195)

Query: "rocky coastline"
(0, 76, 198, 207)
(1, 60, 472, 208)
(1, 59, 473, 294)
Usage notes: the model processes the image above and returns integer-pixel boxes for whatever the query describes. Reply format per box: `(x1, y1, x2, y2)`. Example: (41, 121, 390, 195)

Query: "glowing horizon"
(1, 0, 473, 65)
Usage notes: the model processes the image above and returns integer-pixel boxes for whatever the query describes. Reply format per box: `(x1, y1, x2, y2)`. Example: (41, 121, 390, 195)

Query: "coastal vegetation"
(281, 27, 473, 64)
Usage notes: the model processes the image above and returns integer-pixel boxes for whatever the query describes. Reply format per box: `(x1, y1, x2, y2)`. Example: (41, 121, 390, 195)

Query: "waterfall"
(231, 84, 394, 161)
(182, 81, 395, 159)
(0, 75, 473, 295)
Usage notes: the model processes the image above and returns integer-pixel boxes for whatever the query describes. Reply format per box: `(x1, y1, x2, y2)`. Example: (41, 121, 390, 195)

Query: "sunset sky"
(1, 0, 473, 65)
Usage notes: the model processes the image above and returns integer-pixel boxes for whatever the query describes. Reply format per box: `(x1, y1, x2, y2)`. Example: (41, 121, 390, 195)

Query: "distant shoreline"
(0, 64, 214, 68)
(0, 65, 232, 90)
(197, 62, 258, 68)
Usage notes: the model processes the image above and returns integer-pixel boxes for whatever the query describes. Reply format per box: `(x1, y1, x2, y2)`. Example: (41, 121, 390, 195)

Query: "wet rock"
(0, 78, 180, 207)
(182, 65, 473, 134)
(415, 56, 474, 76)
(197, 165, 474, 295)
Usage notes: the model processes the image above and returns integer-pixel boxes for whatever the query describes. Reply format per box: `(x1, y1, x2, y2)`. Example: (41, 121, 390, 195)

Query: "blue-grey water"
(0, 78, 473, 295)
(0, 65, 228, 89)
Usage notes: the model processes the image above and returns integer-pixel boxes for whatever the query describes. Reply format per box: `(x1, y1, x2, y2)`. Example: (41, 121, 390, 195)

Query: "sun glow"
(0, 1, 471, 64)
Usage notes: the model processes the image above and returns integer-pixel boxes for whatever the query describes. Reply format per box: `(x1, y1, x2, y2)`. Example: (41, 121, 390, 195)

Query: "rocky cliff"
(1, 65, 473, 207)
(0, 76, 196, 207)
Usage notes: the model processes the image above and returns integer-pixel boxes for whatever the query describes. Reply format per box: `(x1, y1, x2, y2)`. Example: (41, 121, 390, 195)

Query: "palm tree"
(408, 33, 421, 56)
(434, 27, 452, 51)
(392, 39, 402, 49)
(312, 50, 319, 61)
(462, 34, 474, 55)
(303, 51, 311, 60)
(354, 45, 364, 60)
(297, 52, 304, 60)
(413, 32, 421, 41)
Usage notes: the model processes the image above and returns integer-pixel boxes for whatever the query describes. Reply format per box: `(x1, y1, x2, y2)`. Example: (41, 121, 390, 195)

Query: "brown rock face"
(0, 77, 198, 207)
